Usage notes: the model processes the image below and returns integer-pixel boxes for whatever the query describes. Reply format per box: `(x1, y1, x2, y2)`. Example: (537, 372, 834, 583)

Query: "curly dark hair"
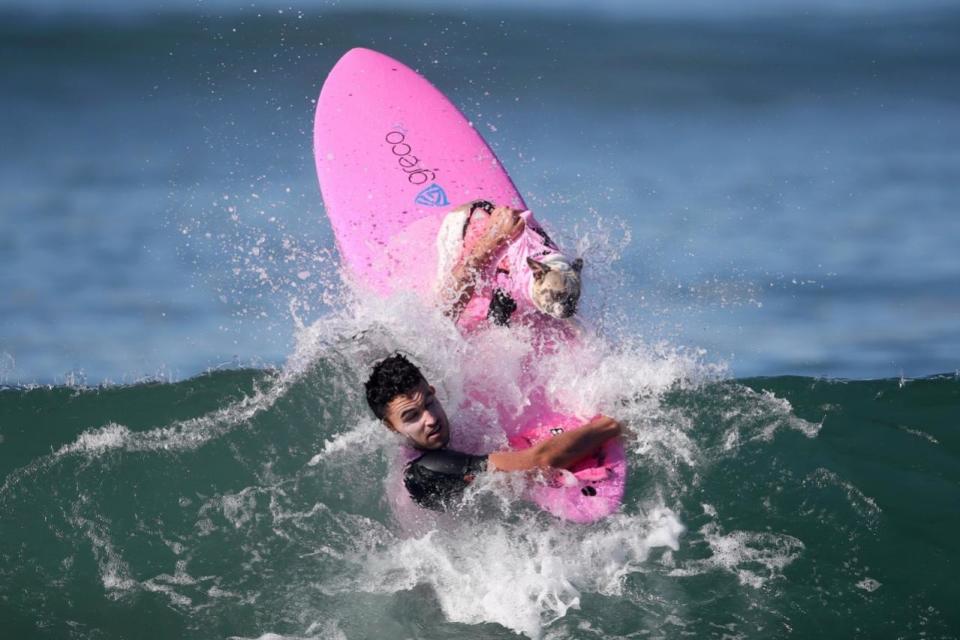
(365, 353, 427, 420)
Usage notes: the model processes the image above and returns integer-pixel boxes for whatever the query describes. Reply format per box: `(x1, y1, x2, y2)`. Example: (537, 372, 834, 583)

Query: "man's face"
(383, 381, 451, 450)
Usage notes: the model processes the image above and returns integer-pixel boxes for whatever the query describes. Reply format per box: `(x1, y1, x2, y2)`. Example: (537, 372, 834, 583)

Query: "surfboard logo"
(384, 130, 438, 186)
(414, 183, 449, 207)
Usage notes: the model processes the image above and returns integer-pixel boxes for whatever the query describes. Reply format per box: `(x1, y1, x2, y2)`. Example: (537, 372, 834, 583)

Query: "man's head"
(365, 353, 450, 450)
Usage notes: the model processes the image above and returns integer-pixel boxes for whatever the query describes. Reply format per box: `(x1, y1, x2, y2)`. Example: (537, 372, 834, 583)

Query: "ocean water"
(2, 3, 960, 638)
(2, 309, 959, 638)
(2, 3, 959, 382)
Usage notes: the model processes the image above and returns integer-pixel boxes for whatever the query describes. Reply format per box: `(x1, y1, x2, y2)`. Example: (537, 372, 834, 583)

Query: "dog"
(435, 200, 583, 328)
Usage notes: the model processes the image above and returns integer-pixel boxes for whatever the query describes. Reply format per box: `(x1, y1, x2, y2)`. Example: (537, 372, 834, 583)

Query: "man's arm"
(487, 416, 623, 472)
(441, 205, 525, 321)
(402, 417, 622, 510)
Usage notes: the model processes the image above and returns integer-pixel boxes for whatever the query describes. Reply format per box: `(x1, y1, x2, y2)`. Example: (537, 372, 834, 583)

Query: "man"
(365, 353, 623, 510)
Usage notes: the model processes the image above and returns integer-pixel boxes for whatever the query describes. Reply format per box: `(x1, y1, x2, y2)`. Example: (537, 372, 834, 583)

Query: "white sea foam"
(1, 358, 294, 501)
(326, 504, 685, 639)
(899, 425, 939, 445)
(715, 386, 822, 458)
(308, 419, 390, 466)
(670, 521, 805, 589)
(229, 629, 347, 640)
(68, 498, 138, 598)
(806, 467, 881, 528)
(856, 577, 882, 592)
(59, 377, 286, 456)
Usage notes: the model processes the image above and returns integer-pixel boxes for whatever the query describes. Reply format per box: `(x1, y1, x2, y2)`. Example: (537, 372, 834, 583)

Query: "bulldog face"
(527, 256, 583, 319)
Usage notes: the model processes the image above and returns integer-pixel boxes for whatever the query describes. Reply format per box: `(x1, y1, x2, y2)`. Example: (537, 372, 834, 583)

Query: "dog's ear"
(527, 257, 550, 281)
(571, 258, 583, 273)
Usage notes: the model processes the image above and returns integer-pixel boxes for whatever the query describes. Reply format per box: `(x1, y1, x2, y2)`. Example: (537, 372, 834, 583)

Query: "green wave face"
(2, 366, 957, 638)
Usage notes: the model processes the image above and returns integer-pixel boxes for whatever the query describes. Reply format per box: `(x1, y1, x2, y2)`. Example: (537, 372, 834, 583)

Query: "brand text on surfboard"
(385, 130, 437, 185)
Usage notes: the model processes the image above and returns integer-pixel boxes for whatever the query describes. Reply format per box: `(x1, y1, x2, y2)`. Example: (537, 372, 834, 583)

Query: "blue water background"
(1, 1, 958, 384)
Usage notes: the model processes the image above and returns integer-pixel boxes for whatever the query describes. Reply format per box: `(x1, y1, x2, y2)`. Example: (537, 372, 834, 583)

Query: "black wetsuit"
(404, 449, 488, 511)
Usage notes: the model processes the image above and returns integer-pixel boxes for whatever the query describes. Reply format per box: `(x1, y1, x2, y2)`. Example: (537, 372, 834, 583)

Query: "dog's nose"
(560, 299, 577, 318)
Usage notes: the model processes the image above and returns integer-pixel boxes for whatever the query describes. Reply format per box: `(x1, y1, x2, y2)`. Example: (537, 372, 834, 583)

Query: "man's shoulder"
(403, 448, 488, 511)
(407, 448, 488, 473)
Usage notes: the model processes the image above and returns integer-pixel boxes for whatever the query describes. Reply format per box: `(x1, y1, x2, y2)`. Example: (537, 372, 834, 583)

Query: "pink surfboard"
(314, 48, 625, 522)
(314, 47, 524, 296)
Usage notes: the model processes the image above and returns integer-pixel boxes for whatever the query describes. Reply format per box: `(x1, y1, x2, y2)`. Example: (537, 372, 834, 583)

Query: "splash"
(0, 204, 852, 638)
(324, 506, 686, 639)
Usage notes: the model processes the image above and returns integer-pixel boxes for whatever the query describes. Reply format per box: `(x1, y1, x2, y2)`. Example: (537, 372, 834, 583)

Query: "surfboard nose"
(336, 47, 393, 68)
